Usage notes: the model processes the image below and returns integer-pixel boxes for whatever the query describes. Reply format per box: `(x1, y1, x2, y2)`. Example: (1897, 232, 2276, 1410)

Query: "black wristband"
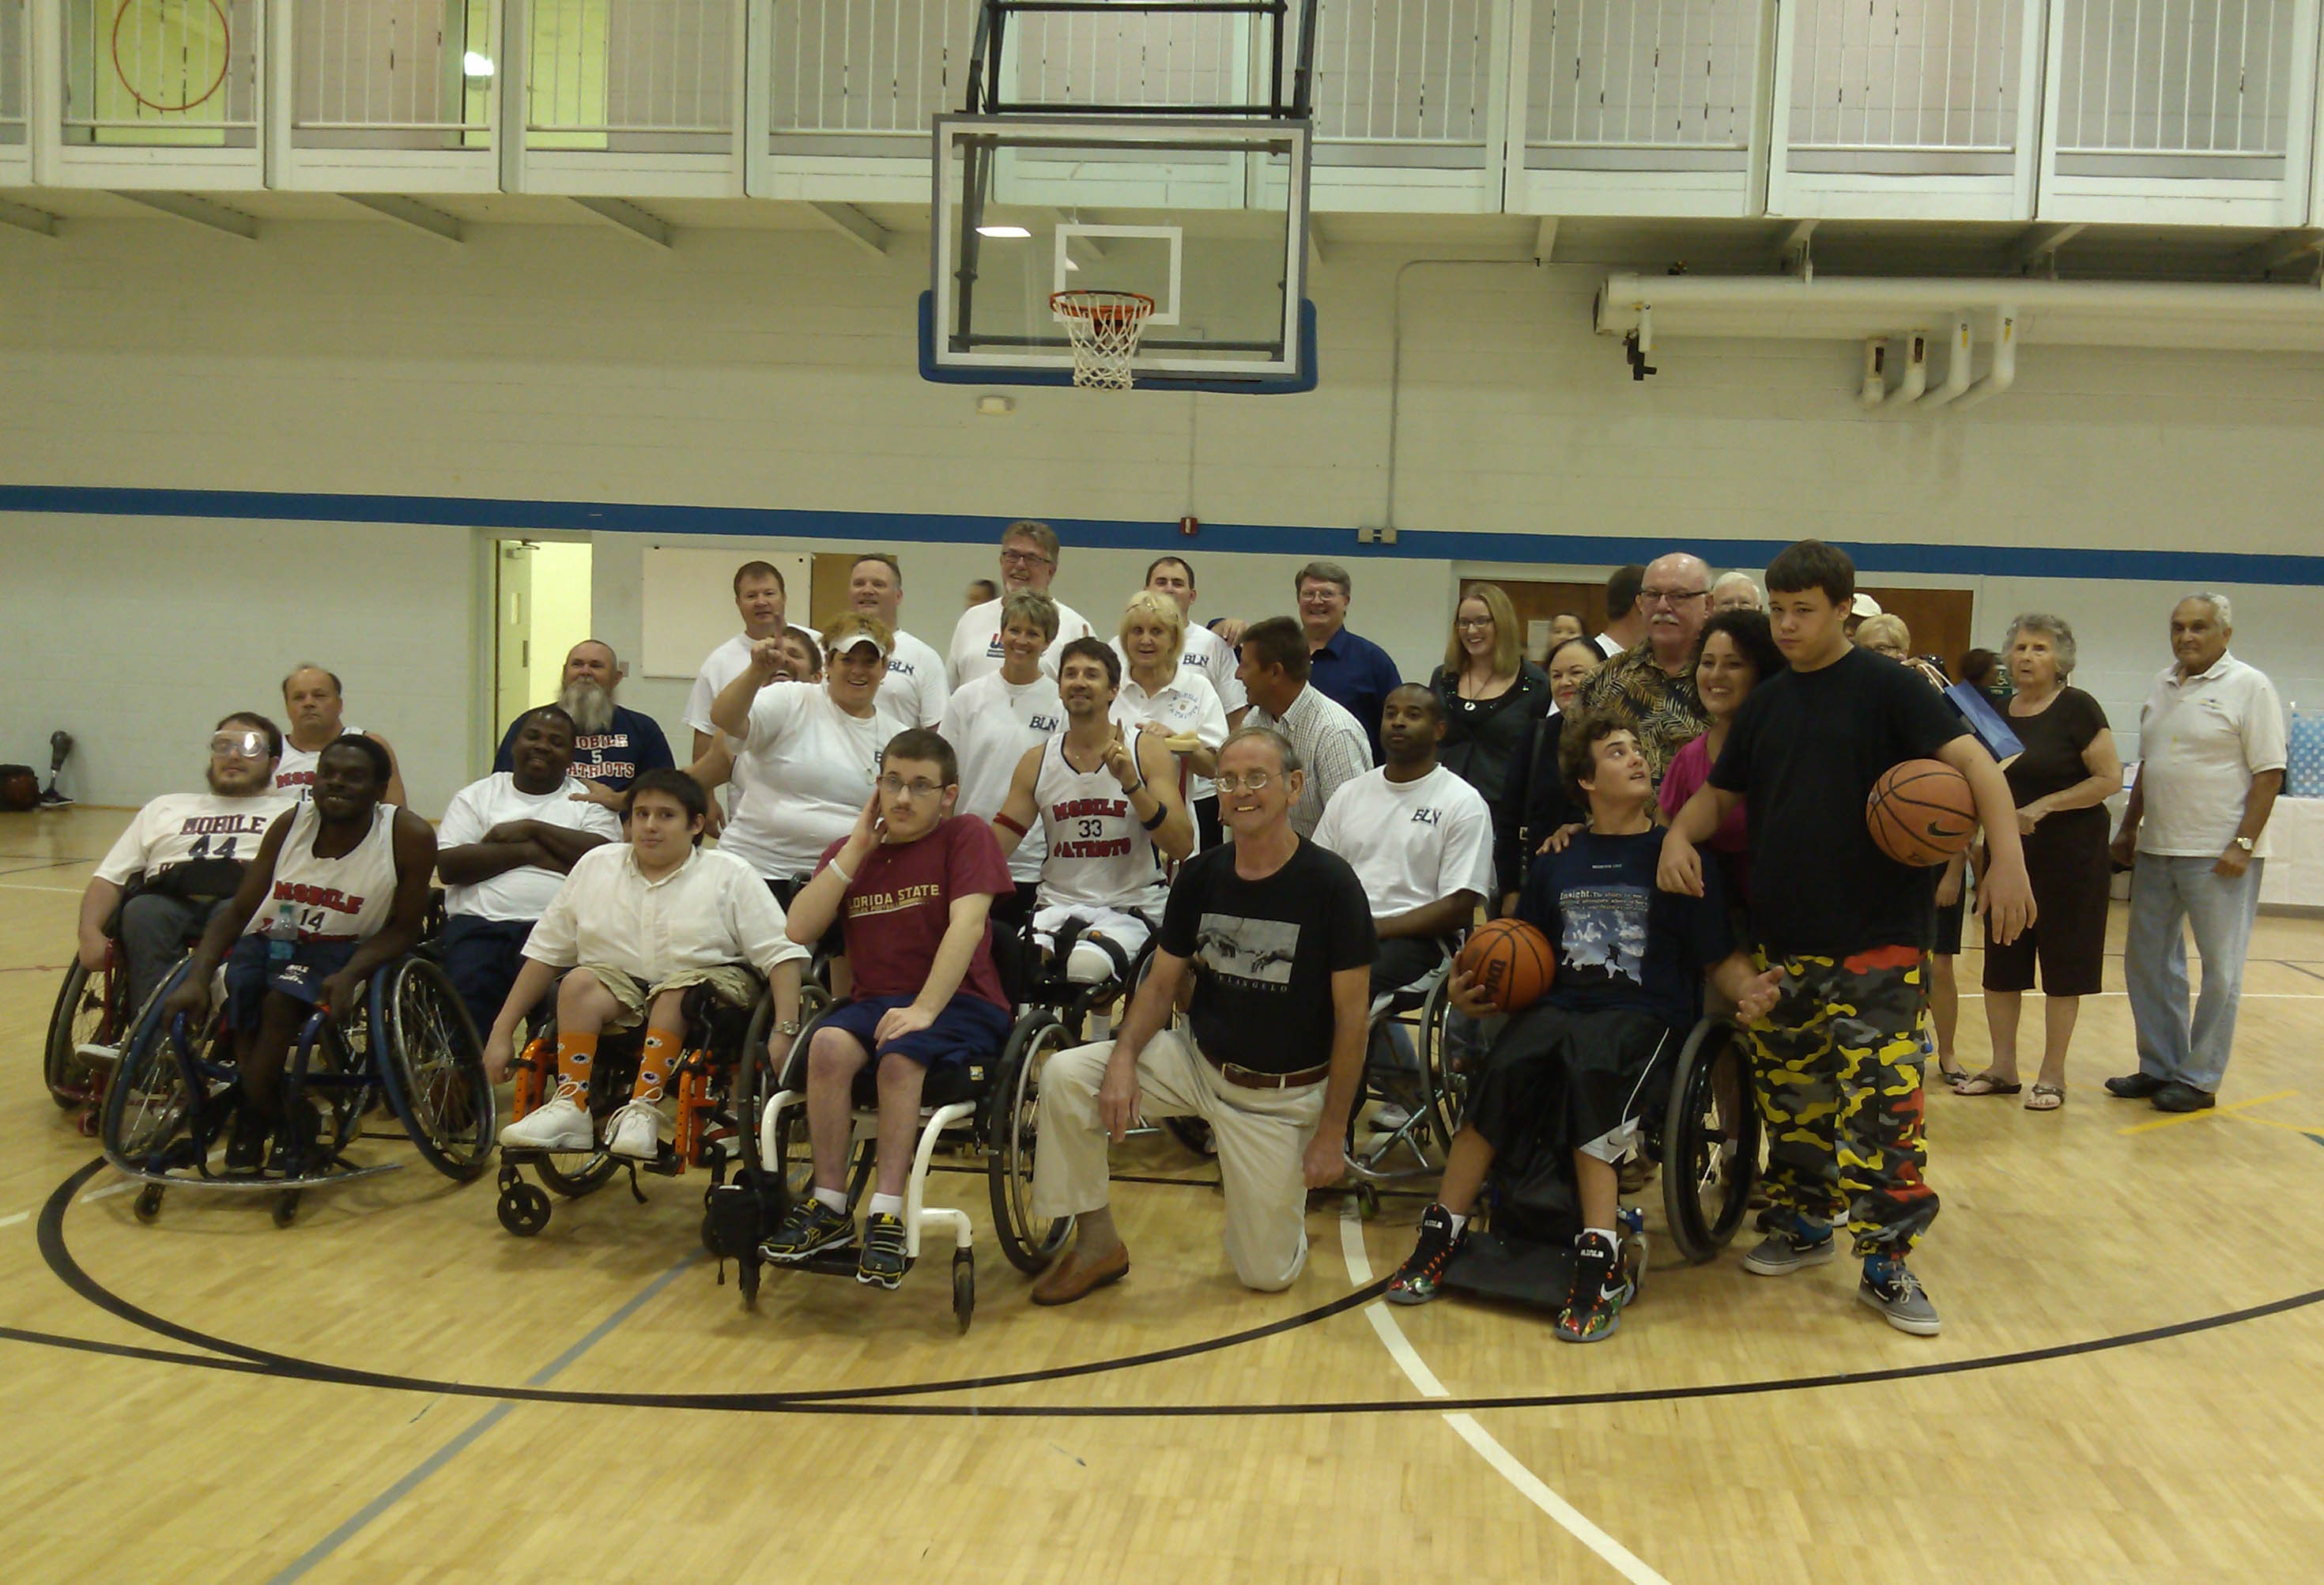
(1140, 804, 1168, 832)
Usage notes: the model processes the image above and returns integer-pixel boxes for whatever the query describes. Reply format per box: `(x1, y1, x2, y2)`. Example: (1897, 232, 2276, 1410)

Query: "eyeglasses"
(998, 548, 1054, 568)
(877, 776, 945, 800)
(1454, 616, 1495, 631)
(210, 731, 270, 759)
(1640, 587, 1708, 606)
(1213, 771, 1277, 794)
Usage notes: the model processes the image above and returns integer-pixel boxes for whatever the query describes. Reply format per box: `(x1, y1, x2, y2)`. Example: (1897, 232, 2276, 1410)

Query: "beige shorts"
(579, 962, 762, 1035)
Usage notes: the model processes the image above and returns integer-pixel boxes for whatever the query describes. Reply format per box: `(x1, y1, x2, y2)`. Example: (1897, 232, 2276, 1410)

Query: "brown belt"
(1201, 1047, 1329, 1091)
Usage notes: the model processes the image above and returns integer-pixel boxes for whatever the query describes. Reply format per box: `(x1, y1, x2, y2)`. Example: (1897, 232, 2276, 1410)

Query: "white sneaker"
(608, 1100, 669, 1160)
(74, 1042, 121, 1067)
(500, 1095, 594, 1153)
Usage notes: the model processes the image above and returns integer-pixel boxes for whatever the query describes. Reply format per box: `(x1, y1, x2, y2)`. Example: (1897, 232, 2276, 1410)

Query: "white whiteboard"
(639, 547, 812, 680)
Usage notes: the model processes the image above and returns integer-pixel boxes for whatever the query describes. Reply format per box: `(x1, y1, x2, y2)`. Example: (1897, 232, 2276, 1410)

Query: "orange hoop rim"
(1050, 289, 1156, 326)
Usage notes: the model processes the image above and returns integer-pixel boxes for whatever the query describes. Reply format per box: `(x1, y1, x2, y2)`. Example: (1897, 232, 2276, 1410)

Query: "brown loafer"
(1029, 1243, 1130, 1306)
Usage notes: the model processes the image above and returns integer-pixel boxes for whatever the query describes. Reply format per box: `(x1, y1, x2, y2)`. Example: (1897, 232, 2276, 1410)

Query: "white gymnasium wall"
(0, 513, 478, 808)
(3, 217, 2321, 808)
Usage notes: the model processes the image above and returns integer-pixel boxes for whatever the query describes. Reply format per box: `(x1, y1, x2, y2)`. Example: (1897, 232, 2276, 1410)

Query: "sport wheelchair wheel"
(1660, 1021, 1762, 1264)
(100, 968, 206, 1167)
(987, 1013, 1073, 1275)
(376, 957, 496, 1180)
(45, 959, 115, 1110)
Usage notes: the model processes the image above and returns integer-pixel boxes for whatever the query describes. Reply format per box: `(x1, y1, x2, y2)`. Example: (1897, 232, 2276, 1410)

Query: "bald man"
(1579, 551, 1712, 787)
(276, 666, 407, 806)
(492, 640, 674, 810)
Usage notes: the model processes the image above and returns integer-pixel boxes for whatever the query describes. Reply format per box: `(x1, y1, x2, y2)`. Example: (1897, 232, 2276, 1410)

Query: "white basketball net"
(1052, 290, 1154, 391)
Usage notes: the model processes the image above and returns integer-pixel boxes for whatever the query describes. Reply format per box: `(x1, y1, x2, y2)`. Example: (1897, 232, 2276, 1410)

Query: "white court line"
(80, 1181, 130, 1203)
(0, 881, 86, 894)
(0, 1211, 28, 1230)
(1338, 1213, 1671, 1585)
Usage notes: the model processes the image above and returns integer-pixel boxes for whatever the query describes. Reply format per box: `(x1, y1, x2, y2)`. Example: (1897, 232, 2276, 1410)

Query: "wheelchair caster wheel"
(738, 1257, 760, 1311)
(134, 1185, 164, 1223)
(497, 1183, 553, 1236)
(77, 1108, 101, 1139)
(1354, 1182, 1380, 1221)
(952, 1250, 975, 1334)
(1620, 1234, 1648, 1302)
(274, 1191, 300, 1228)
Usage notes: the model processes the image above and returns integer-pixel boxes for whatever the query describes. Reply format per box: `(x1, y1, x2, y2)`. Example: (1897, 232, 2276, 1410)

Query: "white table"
(2259, 796, 2324, 910)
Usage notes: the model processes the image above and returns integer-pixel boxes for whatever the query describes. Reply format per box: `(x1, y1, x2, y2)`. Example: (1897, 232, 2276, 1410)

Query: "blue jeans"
(2124, 854, 2264, 1094)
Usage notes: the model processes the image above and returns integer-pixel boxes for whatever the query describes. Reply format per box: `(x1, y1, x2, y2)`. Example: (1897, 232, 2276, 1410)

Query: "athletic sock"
(1583, 1226, 1620, 1252)
(632, 1028, 679, 1103)
(868, 1192, 904, 1219)
(1440, 1207, 1469, 1236)
(553, 1031, 598, 1105)
(811, 1186, 848, 1215)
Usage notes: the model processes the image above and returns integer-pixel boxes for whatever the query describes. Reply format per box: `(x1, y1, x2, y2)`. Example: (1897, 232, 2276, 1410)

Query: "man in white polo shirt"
(949, 520, 1093, 685)
(1313, 685, 1494, 998)
(436, 706, 624, 1039)
(845, 553, 949, 732)
(2108, 592, 2285, 1113)
(685, 560, 818, 763)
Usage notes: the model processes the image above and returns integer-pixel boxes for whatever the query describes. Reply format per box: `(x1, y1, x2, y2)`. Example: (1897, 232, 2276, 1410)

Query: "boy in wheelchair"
(758, 728, 1017, 1288)
(990, 637, 1190, 993)
(1385, 706, 1779, 1342)
(488, 771, 805, 1160)
(163, 736, 438, 1171)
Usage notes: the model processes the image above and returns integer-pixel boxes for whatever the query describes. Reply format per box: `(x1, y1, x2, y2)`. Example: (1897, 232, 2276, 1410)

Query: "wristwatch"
(2233, 836, 2256, 853)
(775, 1018, 802, 1037)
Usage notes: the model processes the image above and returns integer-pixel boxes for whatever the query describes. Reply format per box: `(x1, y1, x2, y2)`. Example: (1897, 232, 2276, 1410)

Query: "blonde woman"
(1112, 591, 1229, 847)
(1432, 583, 1552, 907)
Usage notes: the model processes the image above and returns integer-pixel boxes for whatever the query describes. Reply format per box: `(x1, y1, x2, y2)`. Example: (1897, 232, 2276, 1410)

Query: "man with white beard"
(492, 640, 674, 810)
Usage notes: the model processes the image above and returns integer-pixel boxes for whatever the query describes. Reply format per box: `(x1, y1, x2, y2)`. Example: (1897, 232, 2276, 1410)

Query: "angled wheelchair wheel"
(100, 972, 202, 1168)
(45, 959, 113, 1109)
(378, 957, 496, 1180)
(1415, 974, 1469, 1150)
(988, 1013, 1073, 1275)
(1662, 1021, 1762, 1264)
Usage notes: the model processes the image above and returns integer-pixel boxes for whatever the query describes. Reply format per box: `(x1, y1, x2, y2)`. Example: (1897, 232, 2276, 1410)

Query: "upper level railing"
(1527, 0, 1757, 151)
(292, 0, 492, 149)
(768, 0, 975, 135)
(2051, 0, 2299, 157)
(62, 0, 262, 146)
(1785, 0, 2028, 158)
(526, 0, 733, 149)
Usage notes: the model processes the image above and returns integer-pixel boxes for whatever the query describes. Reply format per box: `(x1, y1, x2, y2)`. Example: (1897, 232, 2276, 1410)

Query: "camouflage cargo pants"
(1743, 945, 1937, 1257)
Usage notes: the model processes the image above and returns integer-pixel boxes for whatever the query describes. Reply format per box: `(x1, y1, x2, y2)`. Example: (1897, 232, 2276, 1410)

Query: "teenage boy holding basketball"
(1660, 540, 2034, 1334)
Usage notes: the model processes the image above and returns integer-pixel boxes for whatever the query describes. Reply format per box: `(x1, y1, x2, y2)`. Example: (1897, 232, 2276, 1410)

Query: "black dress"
(1432, 662, 1554, 901)
(1983, 685, 2112, 995)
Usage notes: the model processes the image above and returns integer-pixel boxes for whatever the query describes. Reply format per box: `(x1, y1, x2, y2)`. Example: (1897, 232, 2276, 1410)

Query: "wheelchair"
(45, 948, 132, 1134)
(99, 947, 496, 1228)
(1340, 943, 1463, 1211)
(710, 906, 1149, 1333)
(1639, 1017, 1764, 1264)
(492, 975, 779, 1238)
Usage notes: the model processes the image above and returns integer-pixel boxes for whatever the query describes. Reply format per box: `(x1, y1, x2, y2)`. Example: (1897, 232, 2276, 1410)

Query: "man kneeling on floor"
(489, 770, 805, 1161)
(1384, 706, 1779, 1342)
(1028, 725, 1377, 1304)
(759, 728, 1019, 1289)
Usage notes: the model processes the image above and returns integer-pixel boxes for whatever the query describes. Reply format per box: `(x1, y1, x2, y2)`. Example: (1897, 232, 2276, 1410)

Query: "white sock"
(1437, 1206, 1468, 1235)
(868, 1192, 904, 1219)
(1582, 1226, 1620, 1253)
(811, 1186, 847, 1214)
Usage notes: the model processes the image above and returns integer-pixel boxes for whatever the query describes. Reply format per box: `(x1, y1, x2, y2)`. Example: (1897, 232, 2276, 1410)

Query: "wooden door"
(1860, 587, 1976, 677)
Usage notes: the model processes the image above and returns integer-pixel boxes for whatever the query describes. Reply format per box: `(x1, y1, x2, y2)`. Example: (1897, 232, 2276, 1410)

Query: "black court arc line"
(25, 1160, 2324, 1419)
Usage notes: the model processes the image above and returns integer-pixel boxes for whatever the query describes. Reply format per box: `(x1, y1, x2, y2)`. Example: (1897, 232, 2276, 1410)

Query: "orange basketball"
(1866, 758, 1978, 866)
(1455, 918, 1556, 1013)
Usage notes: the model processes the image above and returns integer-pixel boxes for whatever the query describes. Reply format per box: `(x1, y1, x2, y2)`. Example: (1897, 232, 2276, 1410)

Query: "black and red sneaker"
(1385, 1203, 1466, 1307)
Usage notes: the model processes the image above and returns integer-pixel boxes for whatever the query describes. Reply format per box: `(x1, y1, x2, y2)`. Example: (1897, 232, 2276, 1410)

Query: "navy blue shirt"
(492, 704, 673, 795)
(1307, 627, 1402, 763)
(1515, 826, 1732, 1031)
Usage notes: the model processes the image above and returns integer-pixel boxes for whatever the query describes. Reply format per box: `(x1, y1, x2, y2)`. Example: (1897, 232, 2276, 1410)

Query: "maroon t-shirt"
(817, 817, 1013, 1010)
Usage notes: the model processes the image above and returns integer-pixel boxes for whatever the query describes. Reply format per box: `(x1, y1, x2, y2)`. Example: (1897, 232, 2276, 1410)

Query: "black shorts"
(1465, 1003, 1674, 1168)
(1932, 894, 1966, 956)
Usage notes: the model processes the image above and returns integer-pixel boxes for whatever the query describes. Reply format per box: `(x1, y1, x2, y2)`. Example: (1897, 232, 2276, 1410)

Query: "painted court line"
(0, 881, 87, 895)
(264, 1255, 698, 1585)
(2117, 1089, 2297, 1136)
(1337, 1213, 1671, 1585)
(0, 1212, 29, 1231)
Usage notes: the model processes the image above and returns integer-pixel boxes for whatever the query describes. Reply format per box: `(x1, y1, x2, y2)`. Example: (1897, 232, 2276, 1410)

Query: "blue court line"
(8, 483, 2324, 586)
(262, 1255, 698, 1585)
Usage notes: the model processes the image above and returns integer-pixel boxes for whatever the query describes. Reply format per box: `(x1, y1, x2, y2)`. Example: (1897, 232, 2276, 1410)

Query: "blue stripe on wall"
(5, 484, 2317, 587)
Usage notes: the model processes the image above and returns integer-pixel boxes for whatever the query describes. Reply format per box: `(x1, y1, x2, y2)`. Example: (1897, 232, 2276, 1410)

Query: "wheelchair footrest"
(776, 1247, 918, 1281)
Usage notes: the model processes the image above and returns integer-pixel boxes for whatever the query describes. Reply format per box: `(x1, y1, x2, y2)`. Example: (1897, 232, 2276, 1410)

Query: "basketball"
(1455, 918, 1556, 1013)
(1866, 758, 1978, 866)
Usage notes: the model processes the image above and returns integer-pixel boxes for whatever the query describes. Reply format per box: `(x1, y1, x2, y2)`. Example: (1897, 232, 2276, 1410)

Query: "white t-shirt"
(95, 790, 295, 885)
(275, 726, 385, 802)
(1179, 622, 1249, 715)
(877, 628, 950, 734)
(941, 669, 1065, 884)
(683, 627, 823, 740)
(719, 684, 886, 881)
(949, 595, 1093, 687)
(1595, 632, 1628, 659)
(2134, 652, 2288, 859)
(436, 772, 624, 922)
(1311, 764, 1495, 922)
(1110, 658, 1232, 808)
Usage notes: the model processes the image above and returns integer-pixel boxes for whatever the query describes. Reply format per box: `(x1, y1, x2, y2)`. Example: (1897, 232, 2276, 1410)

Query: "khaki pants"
(1031, 1028, 1323, 1292)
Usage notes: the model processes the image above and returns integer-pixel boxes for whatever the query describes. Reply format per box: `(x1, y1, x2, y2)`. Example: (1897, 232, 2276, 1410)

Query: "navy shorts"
(820, 994, 1013, 1071)
(224, 934, 361, 1031)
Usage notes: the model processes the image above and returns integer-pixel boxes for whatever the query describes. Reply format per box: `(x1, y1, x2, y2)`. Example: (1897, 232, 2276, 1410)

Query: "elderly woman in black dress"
(1955, 613, 2122, 1110)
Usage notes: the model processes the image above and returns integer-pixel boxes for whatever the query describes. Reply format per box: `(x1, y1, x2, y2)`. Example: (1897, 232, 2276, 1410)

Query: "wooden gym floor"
(4, 807, 2322, 1583)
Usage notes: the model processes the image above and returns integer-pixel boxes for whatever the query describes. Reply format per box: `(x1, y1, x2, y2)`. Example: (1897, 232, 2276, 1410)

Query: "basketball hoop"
(1051, 289, 1154, 391)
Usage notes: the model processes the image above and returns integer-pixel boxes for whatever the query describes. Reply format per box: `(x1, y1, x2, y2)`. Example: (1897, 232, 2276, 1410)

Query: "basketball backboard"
(925, 114, 1315, 392)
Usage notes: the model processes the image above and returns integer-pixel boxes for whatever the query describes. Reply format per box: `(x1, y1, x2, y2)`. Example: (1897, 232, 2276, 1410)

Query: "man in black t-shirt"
(1385, 707, 1779, 1342)
(1661, 540, 2035, 1338)
(1028, 726, 1377, 1303)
